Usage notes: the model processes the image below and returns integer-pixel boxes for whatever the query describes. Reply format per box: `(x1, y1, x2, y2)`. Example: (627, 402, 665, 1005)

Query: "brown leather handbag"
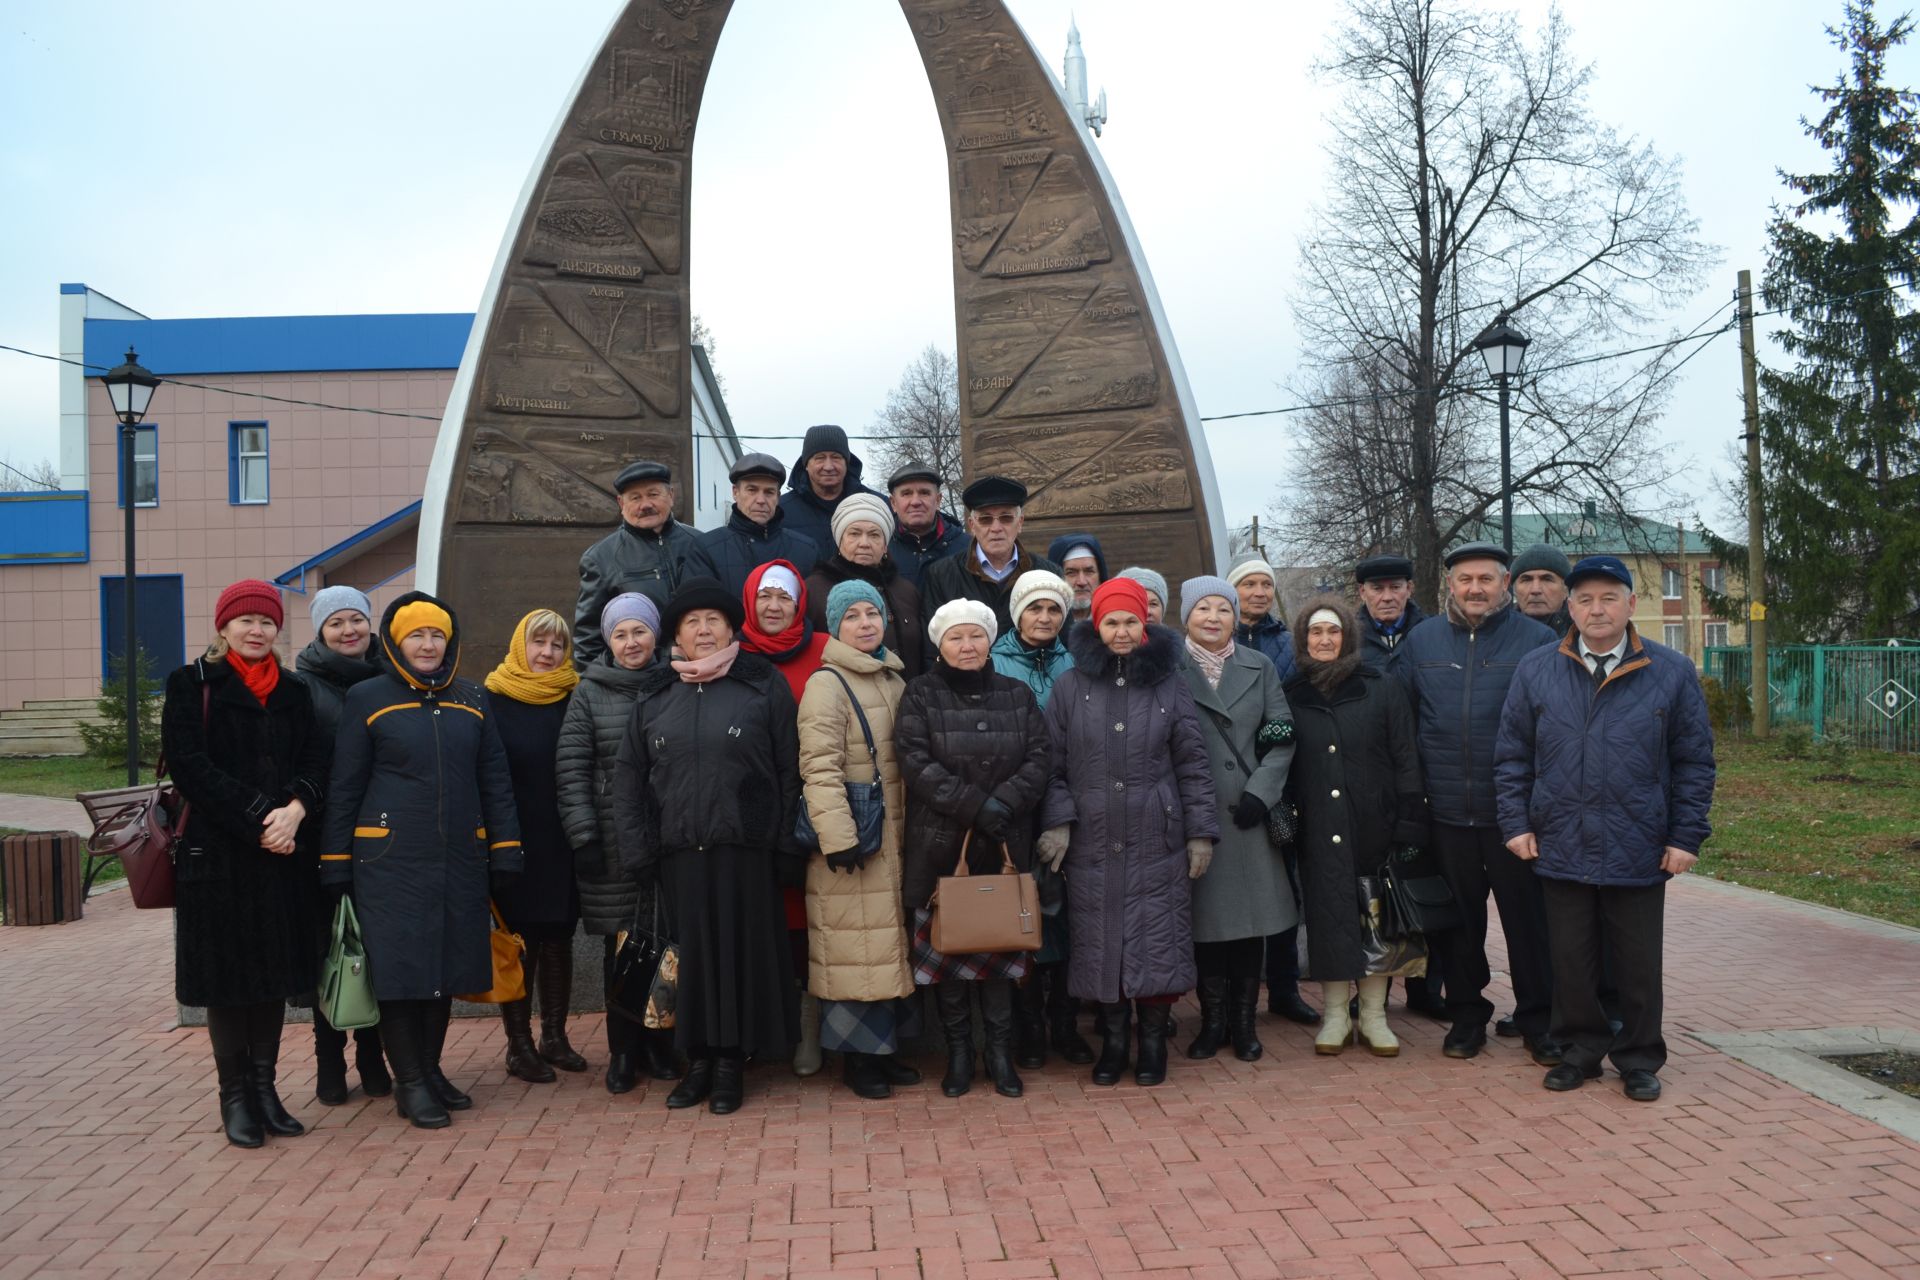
(457, 902, 527, 1003)
(78, 682, 208, 910)
(929, 832, 1042, 955)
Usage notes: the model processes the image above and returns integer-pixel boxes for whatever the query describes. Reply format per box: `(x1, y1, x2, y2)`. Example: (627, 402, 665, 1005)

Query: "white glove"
(1186, 837, 1214, 880)
(1036, 825, 1071, 872)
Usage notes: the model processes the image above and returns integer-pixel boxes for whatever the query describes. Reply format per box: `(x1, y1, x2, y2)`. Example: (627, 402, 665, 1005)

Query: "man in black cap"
(1511, 543, 1573, 634)
(1495, 556, 1715, 1102)
(687, 453, 820, 600)
(919, 475, 1061, 633)
(1353, 553, 1426, 674)
(778, 425, 879, 555)
(572, 459, 702, 669)
(886, 460, 964, 588)
(1397, 541, 1559, 1062)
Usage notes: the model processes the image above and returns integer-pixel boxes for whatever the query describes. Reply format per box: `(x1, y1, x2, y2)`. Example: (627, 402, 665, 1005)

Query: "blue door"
(99, 575, 186, 682)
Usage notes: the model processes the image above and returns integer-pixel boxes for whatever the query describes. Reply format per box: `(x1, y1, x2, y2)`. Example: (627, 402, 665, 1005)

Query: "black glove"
(825, 847, 871, 874)
(489, 868, 521, 899)
(974, 796, 1013, 840)
(1230, 792, 1269, 830)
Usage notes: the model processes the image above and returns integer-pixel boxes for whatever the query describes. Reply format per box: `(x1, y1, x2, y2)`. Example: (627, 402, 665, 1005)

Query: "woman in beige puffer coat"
(798, 580, 917, 1099)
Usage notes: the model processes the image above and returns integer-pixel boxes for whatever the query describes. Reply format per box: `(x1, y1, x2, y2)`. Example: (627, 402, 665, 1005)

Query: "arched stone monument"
(419, 0, 1224, 659)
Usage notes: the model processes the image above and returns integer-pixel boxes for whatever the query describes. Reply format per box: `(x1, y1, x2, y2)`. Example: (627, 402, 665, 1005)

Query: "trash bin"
(1, 831, 86, 925)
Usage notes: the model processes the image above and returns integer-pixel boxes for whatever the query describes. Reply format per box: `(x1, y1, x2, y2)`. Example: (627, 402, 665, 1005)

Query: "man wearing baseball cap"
(1397, 540, 1559, 1063)
(572, 459, 702, 669)
(1494, 555, 1715, 1102)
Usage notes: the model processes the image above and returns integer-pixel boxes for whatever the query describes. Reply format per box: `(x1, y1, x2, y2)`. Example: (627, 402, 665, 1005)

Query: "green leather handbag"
(319, 895, 380, 1030)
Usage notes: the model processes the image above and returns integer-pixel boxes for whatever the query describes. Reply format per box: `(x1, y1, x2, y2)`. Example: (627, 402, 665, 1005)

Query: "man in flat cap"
(919, 475, 1061, 634)
(1495, 556, 1715, 1102)
(1398, 541, 1559, 1062)
(1511, 543, 1573, 635)
(1353, 553, 1426, 674)
(886, 460, 964, 588)
(573, 459, 702, 668)
(687, 453, 820, 600)
(779, 424, 880, 554)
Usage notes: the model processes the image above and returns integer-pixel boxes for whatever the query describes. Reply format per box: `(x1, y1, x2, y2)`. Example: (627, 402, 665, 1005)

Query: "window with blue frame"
(116, 424, 159, 508)
(228, 422, 269, 505)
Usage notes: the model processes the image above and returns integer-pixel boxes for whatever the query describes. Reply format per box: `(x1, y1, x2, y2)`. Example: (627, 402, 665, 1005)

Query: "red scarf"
(226, 650, 280, 705)
(739, 559, 814, 658)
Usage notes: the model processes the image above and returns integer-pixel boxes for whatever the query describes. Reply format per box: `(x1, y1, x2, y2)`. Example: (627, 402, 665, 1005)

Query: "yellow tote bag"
(458, 902, 527, 1003)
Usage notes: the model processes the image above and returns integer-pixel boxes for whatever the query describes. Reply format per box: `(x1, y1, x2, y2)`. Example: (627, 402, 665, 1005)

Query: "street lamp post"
(1472, 314, 1531, 556)
(101, 348, 159, 787)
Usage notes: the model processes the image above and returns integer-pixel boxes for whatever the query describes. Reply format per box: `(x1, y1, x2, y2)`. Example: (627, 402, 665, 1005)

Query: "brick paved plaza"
(2, 873, 1917, 1279)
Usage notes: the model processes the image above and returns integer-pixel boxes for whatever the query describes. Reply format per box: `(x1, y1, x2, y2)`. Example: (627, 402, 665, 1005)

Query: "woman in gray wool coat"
(1175, 576, 1297, 1065)
(555, 592, 680, 1095)
(1036, 576, 1219, 1089)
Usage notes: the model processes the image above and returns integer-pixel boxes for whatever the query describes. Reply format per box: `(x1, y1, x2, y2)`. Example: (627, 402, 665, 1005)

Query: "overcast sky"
(0, 0, 1902, 541)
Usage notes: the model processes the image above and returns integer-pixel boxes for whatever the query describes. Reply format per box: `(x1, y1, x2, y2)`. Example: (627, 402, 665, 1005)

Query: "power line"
(0, 456, 59, 491)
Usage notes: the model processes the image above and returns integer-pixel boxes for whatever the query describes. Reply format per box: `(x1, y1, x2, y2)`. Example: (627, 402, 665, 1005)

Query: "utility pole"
(1738, 270, 1769, 738)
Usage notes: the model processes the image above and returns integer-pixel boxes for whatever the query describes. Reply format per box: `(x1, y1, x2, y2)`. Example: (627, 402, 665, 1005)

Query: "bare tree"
(0, 456, 60, 492)
(868, 345, 963, 492)
(1279, 0, 1715, 607)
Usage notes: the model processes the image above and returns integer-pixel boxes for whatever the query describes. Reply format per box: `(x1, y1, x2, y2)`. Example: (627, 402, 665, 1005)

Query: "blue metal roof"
(275, 501, 422, 590)
(84, 312, 473, 376)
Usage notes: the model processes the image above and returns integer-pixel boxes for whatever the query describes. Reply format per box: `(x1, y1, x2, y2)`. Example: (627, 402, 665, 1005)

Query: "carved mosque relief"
(426, 0, 1218, 660)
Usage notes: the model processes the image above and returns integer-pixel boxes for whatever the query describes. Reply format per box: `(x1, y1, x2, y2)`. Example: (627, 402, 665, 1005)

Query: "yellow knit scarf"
(484, 611, 580, 705)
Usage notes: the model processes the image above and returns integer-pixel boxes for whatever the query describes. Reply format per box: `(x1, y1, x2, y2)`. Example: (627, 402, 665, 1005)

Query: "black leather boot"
(1228, 977, 1265, 1062)
(1135, 1002, 1171, 1086)
(246, 1001, 304, 1136)
(354, 1028, 392, 1097)
(313, 1007, 350, 1105)
(208, 1005, 264, 1148)
(643, 1028, 681, 1081)
(1013, 978, 1047, 1070)
(380, 1000, 450, 1130)
(1091, 1001, 1131, 1086)
(535, 940, 588, 1072)
(936, 981, 975, 1097)
(420, 997, 471, 1110)
(708, 1053, 745, 1114)
(1186, 976, 1229, 1059)
(604, 1013, 637, 1094)
(1046, 967, 1096, 1065)
(501, 996, 554, 1083)
(666, 1056, 714, 1109)
(843, 1051, 890, 1100)
(980, 980, 1023, 1098)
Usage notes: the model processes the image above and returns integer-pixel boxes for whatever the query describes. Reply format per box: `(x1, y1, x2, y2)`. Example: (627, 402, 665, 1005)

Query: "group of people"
(160, 425, 1716, 1147)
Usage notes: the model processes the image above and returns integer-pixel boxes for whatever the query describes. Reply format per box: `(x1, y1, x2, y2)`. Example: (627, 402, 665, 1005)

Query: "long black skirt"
(660, 843, 797, 1058)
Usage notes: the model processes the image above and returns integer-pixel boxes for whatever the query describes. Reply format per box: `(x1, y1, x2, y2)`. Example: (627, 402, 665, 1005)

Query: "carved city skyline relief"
(420, 0, 1222, 657)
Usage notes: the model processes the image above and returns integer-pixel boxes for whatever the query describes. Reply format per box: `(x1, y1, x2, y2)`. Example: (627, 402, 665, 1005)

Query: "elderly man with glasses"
(919, 476, 1063, 636)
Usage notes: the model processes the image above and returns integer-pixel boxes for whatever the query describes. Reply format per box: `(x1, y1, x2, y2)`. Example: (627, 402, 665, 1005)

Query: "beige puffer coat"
(797, 639, 913, 1002)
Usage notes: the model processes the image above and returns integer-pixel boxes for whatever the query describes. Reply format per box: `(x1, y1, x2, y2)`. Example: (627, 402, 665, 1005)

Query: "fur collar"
(1065, 619, 1181, 684)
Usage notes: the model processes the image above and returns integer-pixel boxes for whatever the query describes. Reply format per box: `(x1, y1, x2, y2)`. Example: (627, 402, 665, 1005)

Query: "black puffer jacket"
(555, 653, 655, 935)
(572, 518, 701, 669)
(163, 656, 329, 1007)
(1396, 601, 1556, 827)
(291, 636, 378, 750)
(686, 505, 820, 601)
(805, 554, 928, 677)
(318, 592, 523, 1000)
(611, 650, 802, 879)
(895, 661, 1052, 913)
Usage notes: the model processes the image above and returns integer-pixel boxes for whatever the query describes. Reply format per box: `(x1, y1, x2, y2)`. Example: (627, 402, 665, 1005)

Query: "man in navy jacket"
(1495, 556, 1714, 1102)
(1398, 542, 1558, 1062)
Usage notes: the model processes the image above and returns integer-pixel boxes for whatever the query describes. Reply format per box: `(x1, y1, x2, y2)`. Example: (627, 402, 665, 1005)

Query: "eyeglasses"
(973, 512, 1021, 527)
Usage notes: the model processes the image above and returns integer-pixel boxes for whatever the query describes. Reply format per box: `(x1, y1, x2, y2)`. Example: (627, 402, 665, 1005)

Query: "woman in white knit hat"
(290, 585, 390, 1106)
(804, 491, 928, 676)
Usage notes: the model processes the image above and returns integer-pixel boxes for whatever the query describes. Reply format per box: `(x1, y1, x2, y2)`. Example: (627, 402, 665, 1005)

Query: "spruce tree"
(1711, 0, 1920, 640)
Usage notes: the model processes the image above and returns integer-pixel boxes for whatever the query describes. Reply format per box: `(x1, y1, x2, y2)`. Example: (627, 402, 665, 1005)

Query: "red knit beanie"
(1091, 576, 1151, 627)
(214, 579, 284, 631)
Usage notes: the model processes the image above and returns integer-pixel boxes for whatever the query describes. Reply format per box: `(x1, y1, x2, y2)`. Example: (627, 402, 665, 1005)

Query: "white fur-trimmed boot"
(1355, 975, 1400, 1057)
(1315, 982, 1354, 1055)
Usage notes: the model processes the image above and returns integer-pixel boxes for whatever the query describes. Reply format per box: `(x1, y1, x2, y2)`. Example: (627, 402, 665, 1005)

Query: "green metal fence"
(1704, 641, 1920, 752)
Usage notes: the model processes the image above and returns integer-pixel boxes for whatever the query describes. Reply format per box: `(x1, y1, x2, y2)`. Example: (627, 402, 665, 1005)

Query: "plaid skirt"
(909, 908, 1031, 985)
(819, 998, 899, 1054)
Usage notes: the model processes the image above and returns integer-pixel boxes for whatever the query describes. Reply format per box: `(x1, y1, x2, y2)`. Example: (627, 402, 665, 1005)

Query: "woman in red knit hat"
(160, 578, 331, 1148)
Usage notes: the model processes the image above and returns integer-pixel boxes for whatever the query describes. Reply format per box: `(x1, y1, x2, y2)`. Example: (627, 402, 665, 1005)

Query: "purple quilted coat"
(1042, 623, 1220, 1002)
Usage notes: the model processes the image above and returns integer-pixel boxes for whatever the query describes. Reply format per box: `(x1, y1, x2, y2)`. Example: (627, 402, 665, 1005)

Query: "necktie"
(1591, 653, 1612, 689)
